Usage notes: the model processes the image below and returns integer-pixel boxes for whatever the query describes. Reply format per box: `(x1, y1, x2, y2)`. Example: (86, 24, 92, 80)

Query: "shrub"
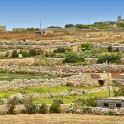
(36, 49, 43, 55)
(12, 50, 18, 58)
(53, 98, 63, 104)
(82, 107, 92, 114)
(5, 52, 9, 58)
(97, 53, 121, 64)
(108, 111, 115, 115)
(7, 96, 19, 114)
(113, 87, 124, 96)
(39, 103, 48, 114)
(80, 43, 93, 51)
(66, 82, 73, 87)
(49, 102, 61, 113)
(114, 48, 119, 52)
(54, 47, 65, 53)
(73, 97, 97, 107)
(0, 99, 4, 105)
(54, 47, 72, 53)
(63, 52, 85, 63)
(29, 49, 36, 56)
(23, 96, 38, 114)
(21, 50, 30, 57)
(107, 46, 112, 52)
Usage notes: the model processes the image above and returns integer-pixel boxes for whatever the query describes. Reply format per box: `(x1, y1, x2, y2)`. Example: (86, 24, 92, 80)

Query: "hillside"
(0, 29, 124, 42)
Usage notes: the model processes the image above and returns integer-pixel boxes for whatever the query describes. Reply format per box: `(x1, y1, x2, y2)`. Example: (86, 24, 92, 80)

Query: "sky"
(0, 0, 124, 30)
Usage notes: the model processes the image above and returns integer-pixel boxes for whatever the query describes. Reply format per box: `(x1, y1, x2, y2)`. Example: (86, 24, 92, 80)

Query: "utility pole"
(106, 60, 110, 97)
(40, 19, 41, 30)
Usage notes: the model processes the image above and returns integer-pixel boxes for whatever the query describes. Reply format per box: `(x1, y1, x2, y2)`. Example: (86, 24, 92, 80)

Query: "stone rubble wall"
(0, 64, 124, 75)
(0, 58, 35, 66)
(92, 107, 124, 115)
(0, 73, 99, 90)
(117, 73, 124, 86)
(0, 41, 124, 52)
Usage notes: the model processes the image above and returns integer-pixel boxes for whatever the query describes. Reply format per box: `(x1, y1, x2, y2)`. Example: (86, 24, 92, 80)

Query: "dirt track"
(0, 114, 124, 124)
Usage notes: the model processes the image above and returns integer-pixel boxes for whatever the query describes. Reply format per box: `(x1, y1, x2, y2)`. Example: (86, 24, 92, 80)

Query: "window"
(104, 103, 109, 107)
(116, 103, 121, 108)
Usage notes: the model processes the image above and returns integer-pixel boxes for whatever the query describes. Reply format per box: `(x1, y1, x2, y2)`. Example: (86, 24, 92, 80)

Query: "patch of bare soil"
(0, 114, 124, 124)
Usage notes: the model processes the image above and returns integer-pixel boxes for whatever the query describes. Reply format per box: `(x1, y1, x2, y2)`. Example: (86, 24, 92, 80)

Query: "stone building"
(96, 96, 124, 109)
(36, 29, 53, 35)
(13, 28, 25, 31)
(0, 26, 6, 31)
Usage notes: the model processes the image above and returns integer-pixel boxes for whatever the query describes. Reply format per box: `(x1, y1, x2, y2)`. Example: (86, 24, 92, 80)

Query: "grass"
(0, 49, 9, 52)
(0, 86, 69, 99)
(0, 85, 114, 104)
(0, 73, 58, 81)
(34, 90, 113, 104)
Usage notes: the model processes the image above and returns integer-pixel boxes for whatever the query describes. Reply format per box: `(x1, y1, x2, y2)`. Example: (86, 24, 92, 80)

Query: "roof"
(97, 96, 124, 100)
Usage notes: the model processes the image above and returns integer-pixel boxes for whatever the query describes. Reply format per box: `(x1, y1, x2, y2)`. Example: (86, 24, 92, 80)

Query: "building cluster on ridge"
(94, 16, 124, 24)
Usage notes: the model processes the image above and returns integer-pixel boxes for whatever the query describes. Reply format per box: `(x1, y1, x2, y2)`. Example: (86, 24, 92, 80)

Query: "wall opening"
(104, 103, 109, 107)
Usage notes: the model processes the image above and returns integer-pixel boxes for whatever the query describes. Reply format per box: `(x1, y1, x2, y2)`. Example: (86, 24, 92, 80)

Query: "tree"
(117, 22, 124, 28)
(65, 24, 74, 28)
(47, 26, 62, 28)
(75, 24, 89, 29)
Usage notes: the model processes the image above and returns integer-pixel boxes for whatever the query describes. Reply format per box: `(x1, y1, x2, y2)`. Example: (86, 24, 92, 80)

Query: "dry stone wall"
(0, 64, 124, 75)
(0, 73, 99, 90)
(0, 41, 123, 51)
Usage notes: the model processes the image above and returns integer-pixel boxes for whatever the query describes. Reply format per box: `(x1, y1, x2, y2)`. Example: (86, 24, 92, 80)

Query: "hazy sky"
(0, 0, 124, 30)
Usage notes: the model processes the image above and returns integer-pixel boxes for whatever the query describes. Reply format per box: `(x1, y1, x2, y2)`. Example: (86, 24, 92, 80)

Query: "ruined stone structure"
(0, 26, 6, 31)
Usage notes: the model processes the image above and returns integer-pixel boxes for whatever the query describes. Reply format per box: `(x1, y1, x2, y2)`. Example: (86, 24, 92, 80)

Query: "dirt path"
(0, 114, 124, 124)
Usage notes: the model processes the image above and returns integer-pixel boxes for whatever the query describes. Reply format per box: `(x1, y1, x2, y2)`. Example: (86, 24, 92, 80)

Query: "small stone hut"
(96, 96, 124, 109)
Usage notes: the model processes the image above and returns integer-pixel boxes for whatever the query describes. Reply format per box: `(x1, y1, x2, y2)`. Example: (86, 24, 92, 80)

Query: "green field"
(0, 85, 113, 104)
(0, 73, 58, 81)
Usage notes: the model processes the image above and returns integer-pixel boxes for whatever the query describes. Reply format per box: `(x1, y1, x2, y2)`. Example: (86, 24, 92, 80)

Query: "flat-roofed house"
(96, 96, 124, 109)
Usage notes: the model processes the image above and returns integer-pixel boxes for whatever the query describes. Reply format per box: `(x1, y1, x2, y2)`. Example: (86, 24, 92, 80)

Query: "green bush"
(21, 50, 30, 57)
(54, 47, 72, 53)
(113, 87, 124, 96)
(73, 97, 96, 107)
(0, 99, 5, 105)
(66, 82, 73, 87)
(5, 52, 9, 58)
(63, 52, 85, 63)
(80, 43, 93, 51)
(108, 111, 115, 115)
(53, 98, 63, 104)
(49, 102, 61, 113)
(12, 50, 18, 58)
(54, 47, 65, 53)
(29, 49, 36, 56)
(97, 53, 121, 64)
(107, 46, 112, 52)
(82, 107, 92, 114)
(38, 103, 48, 114)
